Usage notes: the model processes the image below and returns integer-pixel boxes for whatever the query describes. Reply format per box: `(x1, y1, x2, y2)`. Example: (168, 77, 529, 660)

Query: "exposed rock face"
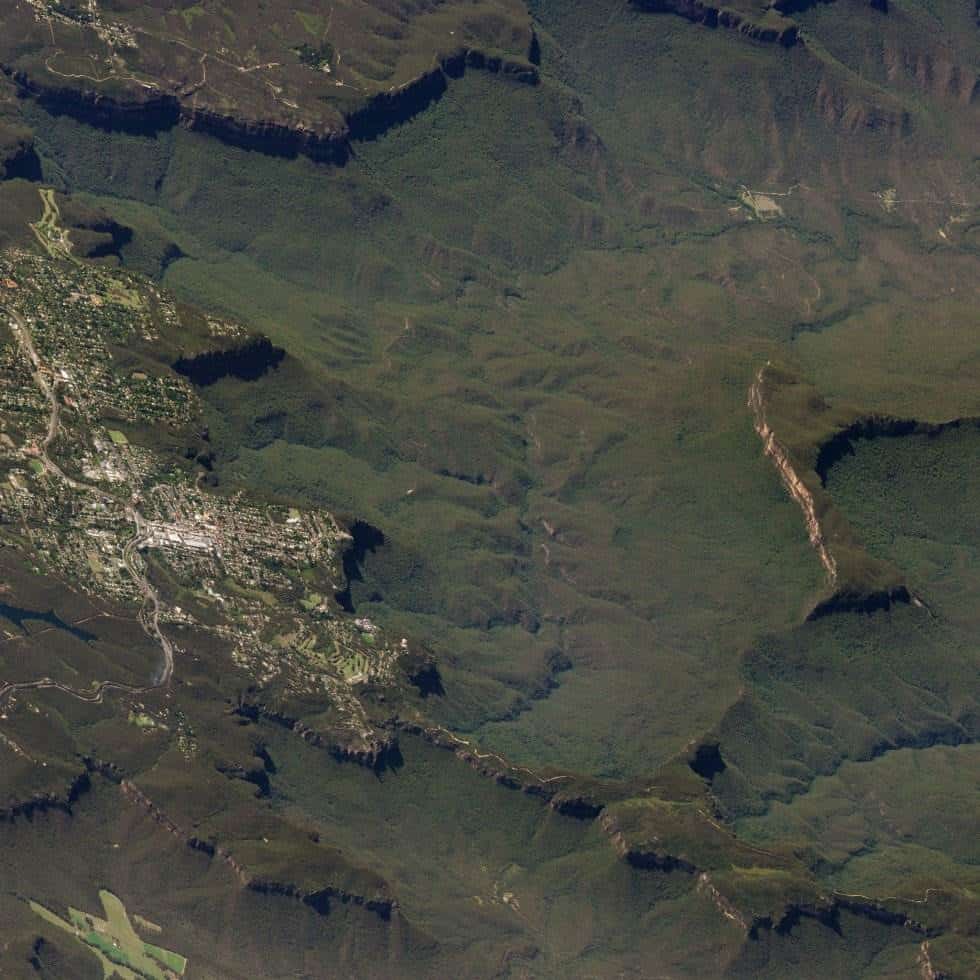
(745, 364, 977, 619)
(120, 779, 397, 920)
(64, 210, 133, 260)
(814, 416, 980, 485)
(599, 811, 691, 871)
(20, 81, 346, 162)
(748, 365, 838, 585)
(689, 742, 726, 781)
(697, 873, 750, 931)
(244, 878, 396, 920)
(601, 807, 940, 940)
(630, 0, 800, 46)
(0, 85, 41, 181)
(405, 658, 445, 699)
(2, 43, 538, 164)
(234, 699, 400, 771)
(333, 520, 385, 615)
(806, 582, 911, 619)
(0, 0, 539, 164)
(348, 49, 538, 142)
(172, 337, 286, 387)
(180, 105, 349, 163)
(6, 68, 182, 135)
(0, 771, 91, 822)
(398, 721, 613, 818)
(0, 135, 41, 181)
(10, 67, 350, 160)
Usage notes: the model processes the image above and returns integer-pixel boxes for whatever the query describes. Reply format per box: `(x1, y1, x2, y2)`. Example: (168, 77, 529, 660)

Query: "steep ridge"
(118, 775, 399, 921)
(234, 698, 400, 770)
(3, 46, 540, 163)
(592, 740, 980, 967)
(0, 0, 540, 164)
(397, 715, 975, 961)
(1, 3, 977, 973)
(748, 363, 931, 618)
(0, 769, 91, 823)
(751, 364, 980, 618)
(3, 59, 533, 163)
(172, 336, 286, 387)
(631, 0, 801, 45)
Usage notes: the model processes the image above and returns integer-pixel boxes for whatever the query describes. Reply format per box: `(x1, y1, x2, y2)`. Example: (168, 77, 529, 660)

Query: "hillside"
(0, 0, 977, 977)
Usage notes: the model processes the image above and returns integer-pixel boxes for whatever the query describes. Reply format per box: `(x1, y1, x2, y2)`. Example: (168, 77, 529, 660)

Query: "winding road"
(0, 303, 174, 706)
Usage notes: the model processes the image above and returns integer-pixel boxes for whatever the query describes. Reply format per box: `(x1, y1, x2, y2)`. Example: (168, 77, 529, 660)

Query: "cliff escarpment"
(0, 128, 40, 182)
(234, 697, 401, 772)
(748, 363, 930, 618)
(172, 336, 286, 387)
(752, 362, 980, 620)
(814, 415, 980, 486)
(347, 47, 539, 142)
(397, 721, 630, 819)
(120, 777, 398, 921)
(599, 797, 957, 944)
(2, 43, 537, 164)
(630, 0, 801, 46)
(0, 769, 91, 823)
(0, 0, 540, 161)
(0, 79, 41, 181)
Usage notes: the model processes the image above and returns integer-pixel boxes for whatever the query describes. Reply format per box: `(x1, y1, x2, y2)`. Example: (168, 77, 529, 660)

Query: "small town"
(0, 239, 400, 724)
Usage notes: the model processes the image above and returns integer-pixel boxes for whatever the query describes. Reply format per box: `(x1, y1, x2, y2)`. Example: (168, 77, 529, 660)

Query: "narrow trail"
(0, 302, 174, 708)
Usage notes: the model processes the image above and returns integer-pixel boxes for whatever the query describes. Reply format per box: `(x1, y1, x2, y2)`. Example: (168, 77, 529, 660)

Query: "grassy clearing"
(28, 891, 186, 979)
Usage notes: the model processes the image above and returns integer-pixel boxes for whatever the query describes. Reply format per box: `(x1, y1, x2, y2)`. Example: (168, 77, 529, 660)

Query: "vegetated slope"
(0, 0, 538, 159)
(0, 0, 978, 976)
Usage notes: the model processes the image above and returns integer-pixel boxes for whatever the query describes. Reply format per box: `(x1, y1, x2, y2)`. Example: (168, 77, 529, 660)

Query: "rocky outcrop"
(697, 873, 751, 931)
(233, 698, 399, 771)
(806, 582, 911, 618)
(600, 810, 700, 874)
(4, 67, 182, 136)
(833, 893, 933, 935)
(333, 520, 385, 615)
(748, 365, 838, 584)
(0, 770, 91, 822)
(689, 742, 726, 781)
(630, 0, 800, 47)
(917, 940, 945, 980)
(0, 132, 41, 181)
(771, 0, 887, 14)
(245, 878, 396, 920)
(405, 656, 445, 699)
(172, 336, 285, 387)
(814, 416, 980, 485)
(120, 779, 396, 920)
(602, 803, 942, 940)
(215, 760, 271, 798)
(64, 209, 133, 260)
(347, 48, 537, 142)
(2, 42, 538, 164)
(181, 104, 349, 163)
(6, 65, 349, 159)
(746, 364, 947, 618)
(120, 779, 184, 838)
(398, 720, 614, 818)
